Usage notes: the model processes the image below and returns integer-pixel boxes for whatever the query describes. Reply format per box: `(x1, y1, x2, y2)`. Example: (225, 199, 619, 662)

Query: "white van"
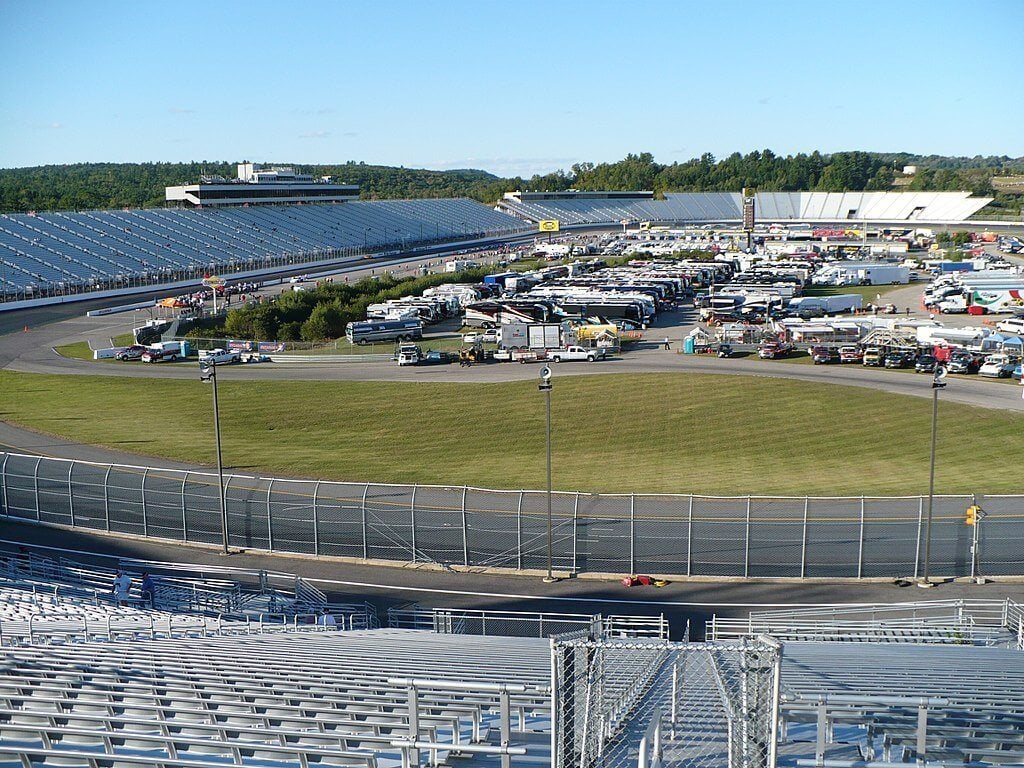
(996, 317, 1024, 336)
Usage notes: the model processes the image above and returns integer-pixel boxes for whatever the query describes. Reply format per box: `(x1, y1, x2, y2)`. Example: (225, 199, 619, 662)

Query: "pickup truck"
(549, 346, 606, 363)
(199, 348, 242, 365)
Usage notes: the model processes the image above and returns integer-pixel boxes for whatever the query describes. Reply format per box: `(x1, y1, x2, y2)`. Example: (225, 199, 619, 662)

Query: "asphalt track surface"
(1, 251, 1022, 631)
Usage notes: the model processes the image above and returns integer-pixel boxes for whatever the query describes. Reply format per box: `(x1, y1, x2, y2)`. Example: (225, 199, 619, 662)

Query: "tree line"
(2, 151, 1022, 214)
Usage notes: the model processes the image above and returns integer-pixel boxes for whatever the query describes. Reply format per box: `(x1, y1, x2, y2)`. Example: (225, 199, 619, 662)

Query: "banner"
(538, 220, 560, 232)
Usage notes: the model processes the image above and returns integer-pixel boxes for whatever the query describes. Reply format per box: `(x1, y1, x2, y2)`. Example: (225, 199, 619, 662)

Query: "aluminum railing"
(387, 607, 668, 639)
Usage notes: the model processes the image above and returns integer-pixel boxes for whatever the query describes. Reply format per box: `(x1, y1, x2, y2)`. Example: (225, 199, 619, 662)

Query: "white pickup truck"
(549, 346, 606, 363)
(199, 348, 242, 365)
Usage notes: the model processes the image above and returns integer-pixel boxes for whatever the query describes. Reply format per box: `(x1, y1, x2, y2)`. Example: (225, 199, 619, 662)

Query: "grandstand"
(0, 545, 1022, 768)
(497, 190, 993, 227)
(0, 199, 530, 303)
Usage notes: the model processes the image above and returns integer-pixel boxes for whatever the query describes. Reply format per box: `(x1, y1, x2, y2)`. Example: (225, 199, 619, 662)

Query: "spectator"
(317, 608, 337, 630)
(663, 337, 671, 350)
(140, 572, 157, 608)
(111, 571, 133, 606)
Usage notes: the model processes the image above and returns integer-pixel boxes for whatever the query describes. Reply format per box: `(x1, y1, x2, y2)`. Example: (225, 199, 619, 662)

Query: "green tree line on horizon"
(1, 151, 1022, 215)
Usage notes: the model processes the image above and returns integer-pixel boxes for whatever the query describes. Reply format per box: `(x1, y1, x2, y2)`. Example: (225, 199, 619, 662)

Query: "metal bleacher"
(0, 630, 552, 768)
(497, 191, 991, 228)
(0, 199, 529, 301)
(778, 642, 1024, 767)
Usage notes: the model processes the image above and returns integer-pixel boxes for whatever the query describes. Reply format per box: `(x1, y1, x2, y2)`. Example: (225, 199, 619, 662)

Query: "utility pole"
(539, 366, 558, 583)
(918, 366, 947, 587)
(200, 360, 229, 555)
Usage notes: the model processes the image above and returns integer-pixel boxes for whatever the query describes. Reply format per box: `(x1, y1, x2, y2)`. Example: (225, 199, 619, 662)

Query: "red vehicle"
(757, 341, 793, 360)
(838, 345, 863, 363)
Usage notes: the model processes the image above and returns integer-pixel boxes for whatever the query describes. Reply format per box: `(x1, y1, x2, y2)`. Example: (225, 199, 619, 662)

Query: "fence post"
(744, 496, 752, 578)
(629, 493, 636, 574)
(800, 497, 809, 578)
(914, 495, 924, 580)
(266, 479, 274, 551)
(410, 484, 418, 562)
(312, 480, 320, 557)
(103, 465, 113, 531)
(516, 491, 524, 571)
(686, 495, 694, 577)
(0, 453, 8, 517)
(141, 468, 149, 537)
(461, 486, 469, 567)
(33, 456, 42, 522)
(572, 492, 580, 575)
(181, 471, 189, 542)
(67, 461, 75, 527)
(361, 483, 369, 560)
(222, 475, 234, 549)
(857, 496, 866, 579)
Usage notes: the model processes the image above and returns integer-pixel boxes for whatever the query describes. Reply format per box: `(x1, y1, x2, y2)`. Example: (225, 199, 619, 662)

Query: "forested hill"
(1, 151, 1022, 214)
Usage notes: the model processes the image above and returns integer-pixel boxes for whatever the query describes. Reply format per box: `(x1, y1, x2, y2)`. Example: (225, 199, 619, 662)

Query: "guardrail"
(3, 451, 1023, 579)
(387, 607, 669, 639)
(707, 599, 1024, 646)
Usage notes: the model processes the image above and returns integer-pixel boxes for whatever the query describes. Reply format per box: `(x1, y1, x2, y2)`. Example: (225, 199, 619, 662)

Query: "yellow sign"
(202, 275, 223, 287)
(538, 220, 560, 232)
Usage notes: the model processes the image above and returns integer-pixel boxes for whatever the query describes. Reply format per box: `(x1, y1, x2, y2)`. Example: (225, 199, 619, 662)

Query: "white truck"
(549, 346, 606, 363)
(499, 322, 565, 351)
(445, 259, 480, 273)
(199, 348, 242, 365)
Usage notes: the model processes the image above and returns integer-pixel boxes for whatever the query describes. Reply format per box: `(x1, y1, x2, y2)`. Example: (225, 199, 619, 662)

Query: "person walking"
(317, 608, 338, 630)
(663, 336, 671, 350)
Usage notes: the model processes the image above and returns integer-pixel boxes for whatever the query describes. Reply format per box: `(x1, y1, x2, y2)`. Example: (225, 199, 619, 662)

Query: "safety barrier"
(2, 452, 1021, 579)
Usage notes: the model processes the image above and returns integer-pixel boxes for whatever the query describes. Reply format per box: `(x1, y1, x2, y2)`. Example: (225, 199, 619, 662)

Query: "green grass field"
(802, 284, 907, 301)
(1, 370, 1020, 496)
(53, 342, 95, 360)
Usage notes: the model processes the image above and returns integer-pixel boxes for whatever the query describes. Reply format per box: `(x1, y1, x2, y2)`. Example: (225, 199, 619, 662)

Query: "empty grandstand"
(0, 198, 530, 303)
(497, 190, 993, 227)
(1, 544, 1022, 768)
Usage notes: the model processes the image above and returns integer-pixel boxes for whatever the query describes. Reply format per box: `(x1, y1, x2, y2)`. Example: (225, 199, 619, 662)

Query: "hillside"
(1, 151, 1022, 215)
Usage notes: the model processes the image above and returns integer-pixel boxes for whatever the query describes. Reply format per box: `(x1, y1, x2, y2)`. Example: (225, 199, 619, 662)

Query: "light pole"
(200, 360, 230, 555)
(918, 365, 947, 587)
(539, 366, 558, 583)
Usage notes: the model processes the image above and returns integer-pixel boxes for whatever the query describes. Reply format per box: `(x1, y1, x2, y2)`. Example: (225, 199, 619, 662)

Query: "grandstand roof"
(497, 190, 993, 226)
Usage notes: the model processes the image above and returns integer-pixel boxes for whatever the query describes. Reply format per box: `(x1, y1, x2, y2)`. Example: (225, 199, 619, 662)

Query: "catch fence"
(1, 452, 1021, 579)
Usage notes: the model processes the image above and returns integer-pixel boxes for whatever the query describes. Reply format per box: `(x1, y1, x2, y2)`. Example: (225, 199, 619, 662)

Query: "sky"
(1, 0, 1022, 177)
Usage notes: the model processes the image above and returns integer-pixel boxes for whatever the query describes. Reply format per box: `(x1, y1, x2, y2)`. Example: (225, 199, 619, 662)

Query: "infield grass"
(0, 370, 1020, 496)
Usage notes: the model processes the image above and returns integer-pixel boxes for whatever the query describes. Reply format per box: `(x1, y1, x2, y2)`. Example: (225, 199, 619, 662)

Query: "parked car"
(479, 329, 499, 344)
(115, 345, 147, 361)
(946, 351, 982, 374)
(979, 354, 1019, 378)
(862, 347, 884, 366)
(914, 354, 938, 374)
(884, 351, 915, 369)
(838, 345, 862, 363)
(420, 350, 456, 365)
(810, 345, 837, 364)
(1013, 363, 1022, 382)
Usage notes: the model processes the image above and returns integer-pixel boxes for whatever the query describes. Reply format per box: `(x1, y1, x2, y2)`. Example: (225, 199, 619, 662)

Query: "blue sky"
(1, 0, 1022, 176)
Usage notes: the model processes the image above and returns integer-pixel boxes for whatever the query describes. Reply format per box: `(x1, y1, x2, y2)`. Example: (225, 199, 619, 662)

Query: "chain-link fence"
(551, 632, 781, 768)
(2, 452, 1021, 578)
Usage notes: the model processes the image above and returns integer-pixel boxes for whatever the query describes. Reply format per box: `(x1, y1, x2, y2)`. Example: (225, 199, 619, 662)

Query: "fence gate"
(552, 634, 781, 768)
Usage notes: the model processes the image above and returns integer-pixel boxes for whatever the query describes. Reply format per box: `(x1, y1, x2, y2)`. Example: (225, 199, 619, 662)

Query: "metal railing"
(707, 599, 1024, 646)
(3, 451, 1023, 579)
(386, 607, 669, 639)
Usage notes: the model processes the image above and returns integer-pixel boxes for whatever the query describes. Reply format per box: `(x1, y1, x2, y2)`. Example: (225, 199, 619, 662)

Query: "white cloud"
(299, 130, 331, 139)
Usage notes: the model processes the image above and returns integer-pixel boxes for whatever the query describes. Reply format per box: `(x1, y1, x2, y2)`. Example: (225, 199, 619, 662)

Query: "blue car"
(1014, 363, 1022, 382)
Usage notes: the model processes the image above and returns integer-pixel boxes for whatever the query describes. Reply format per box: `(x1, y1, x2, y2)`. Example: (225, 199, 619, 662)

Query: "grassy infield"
(2, 369, 1021, 496)
(32, 282, 1022, 496)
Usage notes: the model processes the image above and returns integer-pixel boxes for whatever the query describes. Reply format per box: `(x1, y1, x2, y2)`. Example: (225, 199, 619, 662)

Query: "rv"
(345, 319, 423, 345)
